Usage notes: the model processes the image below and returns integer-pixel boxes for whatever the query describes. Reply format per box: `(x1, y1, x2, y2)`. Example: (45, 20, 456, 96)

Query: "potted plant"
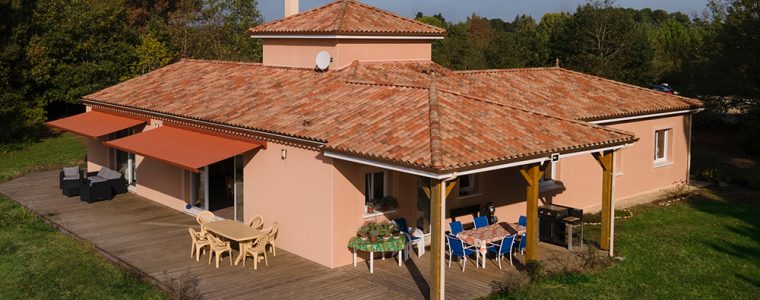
(378, 222, 390, 241)
(366, 201, 375, 214)
(369, 226, 380, 243)
(356, 226, 369, 241)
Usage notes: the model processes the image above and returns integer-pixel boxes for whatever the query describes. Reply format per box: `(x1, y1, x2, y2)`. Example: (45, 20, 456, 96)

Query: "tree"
(26, 0, 137, 108)
(132, 32, 173, 76)
(0, 0, 43, 142)
(712, 0, 760, 104)
(168, 0, 263, 62)
(556, 1, 654, 84)
(538, 12, 572, 66)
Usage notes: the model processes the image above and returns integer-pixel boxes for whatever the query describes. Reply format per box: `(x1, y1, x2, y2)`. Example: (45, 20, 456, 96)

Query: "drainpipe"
(284, 0, 299, 17)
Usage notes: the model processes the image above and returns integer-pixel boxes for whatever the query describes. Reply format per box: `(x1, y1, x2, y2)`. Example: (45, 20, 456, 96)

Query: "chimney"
(284, 0, 299, 18)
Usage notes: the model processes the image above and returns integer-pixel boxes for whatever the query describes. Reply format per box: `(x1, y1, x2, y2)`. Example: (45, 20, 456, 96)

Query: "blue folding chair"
(474, 216, 489, 229)
(518, 215, 527, 227)
(487, 235, 516, 269)
(449, 221, 463, 236)
(445, 235, 478, 271)
(515, 233, 527, 254)
(394, 218, 424, 257)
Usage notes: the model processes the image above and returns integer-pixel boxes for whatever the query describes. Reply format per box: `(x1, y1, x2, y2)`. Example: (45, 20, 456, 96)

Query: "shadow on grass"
(686, 187, 760, 284)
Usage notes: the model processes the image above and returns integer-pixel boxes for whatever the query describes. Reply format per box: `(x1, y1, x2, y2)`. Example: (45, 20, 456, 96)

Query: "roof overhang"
(251, 34, 444, 40)
(104, 126, 265, 173)
(45, 111, 145, 139)
(587, 108, 703, 125)
(324, 142, 633, 180)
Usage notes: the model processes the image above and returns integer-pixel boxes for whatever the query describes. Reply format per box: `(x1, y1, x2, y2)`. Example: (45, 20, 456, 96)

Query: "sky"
(259, 0, 711, 23)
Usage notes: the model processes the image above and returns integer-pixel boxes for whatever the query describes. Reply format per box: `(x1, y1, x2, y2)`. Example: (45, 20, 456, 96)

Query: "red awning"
(104, 126, 264, 172)
(46, 111, 145, 138)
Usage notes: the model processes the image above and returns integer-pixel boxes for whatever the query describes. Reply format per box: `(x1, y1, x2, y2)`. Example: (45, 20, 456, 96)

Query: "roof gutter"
(588, 108, 703, 125)
(250, 34, 444, 40)
(83, 100, 326, 147)
(324, 143, 629, 180)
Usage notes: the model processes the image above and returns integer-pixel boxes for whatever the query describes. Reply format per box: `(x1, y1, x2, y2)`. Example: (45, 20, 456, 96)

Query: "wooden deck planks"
(0, 171, 574, 299)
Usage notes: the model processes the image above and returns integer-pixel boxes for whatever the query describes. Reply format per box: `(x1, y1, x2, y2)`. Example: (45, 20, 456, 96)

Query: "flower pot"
(360, 237, 368, 241)
(367, 206, 375, 214)
(370, 236, 378, 243)
(383, 236, 390, 241)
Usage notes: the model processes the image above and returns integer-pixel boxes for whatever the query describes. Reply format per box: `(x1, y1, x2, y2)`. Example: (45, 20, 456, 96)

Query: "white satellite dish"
(315, 51, 332, 71)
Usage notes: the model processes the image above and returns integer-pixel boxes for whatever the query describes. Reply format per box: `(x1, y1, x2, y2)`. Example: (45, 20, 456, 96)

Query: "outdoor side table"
(348, 237, 406, 273)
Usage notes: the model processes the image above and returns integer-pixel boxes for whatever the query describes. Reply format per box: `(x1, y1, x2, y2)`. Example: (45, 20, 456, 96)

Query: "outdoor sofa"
(59, 166, 83, 197)
(80, 167, 127, 203)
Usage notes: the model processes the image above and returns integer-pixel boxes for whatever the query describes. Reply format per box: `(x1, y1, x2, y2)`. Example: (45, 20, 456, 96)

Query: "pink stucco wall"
(262, 38, 432, 69)
(133, 156, 187, 210)
(333, 40, 432, 69)
(243, 143, 334, 267)
(86, 137, 111, 172)
(552, 114, 690, 211)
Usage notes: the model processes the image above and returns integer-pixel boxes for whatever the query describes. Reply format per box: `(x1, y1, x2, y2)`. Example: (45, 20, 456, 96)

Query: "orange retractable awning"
(104, 126, 264, 172)
(46, 111, 145, 138)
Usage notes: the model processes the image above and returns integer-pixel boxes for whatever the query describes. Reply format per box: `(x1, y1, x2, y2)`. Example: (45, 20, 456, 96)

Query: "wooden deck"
(0, 171, 579, 299)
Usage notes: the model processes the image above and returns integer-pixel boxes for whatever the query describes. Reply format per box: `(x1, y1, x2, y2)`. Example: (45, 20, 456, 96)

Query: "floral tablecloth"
(348, 236, 407, 252)
(456, 222, 524, 254)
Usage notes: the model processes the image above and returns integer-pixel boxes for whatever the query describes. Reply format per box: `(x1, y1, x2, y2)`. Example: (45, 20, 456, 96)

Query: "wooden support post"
(422, 177, 455, 300)
(593, 150, 614, 251)
(429, 179, 444, 300)
(519, 162, 546, 261)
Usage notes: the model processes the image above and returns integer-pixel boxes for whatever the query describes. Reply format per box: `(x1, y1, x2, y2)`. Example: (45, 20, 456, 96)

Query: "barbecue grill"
(538, 204, 583, 248)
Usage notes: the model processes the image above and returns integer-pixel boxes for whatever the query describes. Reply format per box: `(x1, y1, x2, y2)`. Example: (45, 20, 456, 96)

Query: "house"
(46, 0, 702, 298)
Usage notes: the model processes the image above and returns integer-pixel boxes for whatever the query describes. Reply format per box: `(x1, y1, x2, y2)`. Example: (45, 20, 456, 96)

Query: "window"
(654, 129, 670, 164)
(365, 172, 386, 207)
(458, 174, 478, 196)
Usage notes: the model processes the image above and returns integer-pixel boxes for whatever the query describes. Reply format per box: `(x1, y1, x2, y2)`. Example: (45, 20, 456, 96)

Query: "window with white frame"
(458, 174, 479, 196)
(365, 172, 388, 212)
(654, 129, 670, 164)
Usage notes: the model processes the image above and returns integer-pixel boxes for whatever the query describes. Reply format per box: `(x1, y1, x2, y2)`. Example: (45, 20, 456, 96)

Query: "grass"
(496, 186, 760, 299)
(0, 133, 166, 299)
(0, 133, 87, 182)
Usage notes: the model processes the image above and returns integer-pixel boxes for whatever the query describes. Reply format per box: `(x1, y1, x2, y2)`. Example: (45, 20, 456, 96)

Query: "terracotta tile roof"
(344, 61, 702, 120)
(85, 59, 641, 172)
(456, 68, 703, 121)
(249, 0, 446, 37)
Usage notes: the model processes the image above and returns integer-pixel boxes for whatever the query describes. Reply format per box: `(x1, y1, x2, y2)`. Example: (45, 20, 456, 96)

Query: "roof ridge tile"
(427, 72, 443, 169)
(456, 67, 560, 74)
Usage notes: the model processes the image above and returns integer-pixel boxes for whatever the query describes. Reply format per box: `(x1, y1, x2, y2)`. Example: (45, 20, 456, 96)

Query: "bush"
(525, 259, 545, 281)
(490, 271, 530, 296)
(577, 247, 613, 271)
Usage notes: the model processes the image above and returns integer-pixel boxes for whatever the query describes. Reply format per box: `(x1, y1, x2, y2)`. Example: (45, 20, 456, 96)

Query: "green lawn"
(0, 133, 166, 299)
(502, 187, 760, 299)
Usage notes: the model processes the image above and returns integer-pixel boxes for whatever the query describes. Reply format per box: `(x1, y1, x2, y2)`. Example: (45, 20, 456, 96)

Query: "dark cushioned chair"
(87, 167, 127, 194)
(59, 166, 83, 197)
(80, 167, 127, 203)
